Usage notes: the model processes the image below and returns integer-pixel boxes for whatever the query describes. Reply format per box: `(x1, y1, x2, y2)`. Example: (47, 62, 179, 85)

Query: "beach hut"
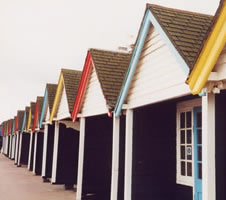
(7, 119, 12, 158)
(0, 123, 2, 151)
(71, 49, 131, 200)
(26, 102, 36, 170)
(8, 118, 15, 159)
(31, 96, 44, 175)
(49, 69, 81, 189)
(11, 116, 17, 160)
(113, 2, 226, 200)
(16, 110, 28, 167)
(40, 83, 57, 182)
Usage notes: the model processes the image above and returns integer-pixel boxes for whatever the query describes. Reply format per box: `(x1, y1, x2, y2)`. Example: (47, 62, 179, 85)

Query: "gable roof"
(22, 106, 30, 132)
(62, 69, 82, 112)
(26, 103, 35, 132)
(33, 96, 44, 131)
(39, 83, 57, 127)
(47, 84, 58, 113)
(187, 0, 226, 94)
(72, 49, 131, 121)
(17, 110, 24, 131)
(49, 69, 82, 123)
(148, 4, 213, 69)
(114, 4, 215, 116)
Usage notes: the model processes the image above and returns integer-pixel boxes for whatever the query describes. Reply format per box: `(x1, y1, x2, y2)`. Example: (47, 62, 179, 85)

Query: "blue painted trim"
(114, 10, 151, 116)
(21, 112, 26, 132)
(0, 130, 2, 136)
(12, 120, 15, 136)
(193, 107, 202, 200)
(39, 88, 48, 129)
(148, 11, 190, 75)
(114, 9, 190, 116)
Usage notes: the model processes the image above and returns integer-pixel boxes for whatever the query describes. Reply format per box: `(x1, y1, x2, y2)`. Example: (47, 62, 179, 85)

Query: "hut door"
(193, 107, 202, 200)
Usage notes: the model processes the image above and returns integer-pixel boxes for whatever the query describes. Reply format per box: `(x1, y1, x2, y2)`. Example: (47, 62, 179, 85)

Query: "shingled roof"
(17, 110, 24, 131)
(147, 4, 214, 69)
(36, 96, 44, 121)
(25, 106, 30, 130)
(89, 49, 131, 108)
(46, 84, 57, 113)
(62, 69, 82, 113)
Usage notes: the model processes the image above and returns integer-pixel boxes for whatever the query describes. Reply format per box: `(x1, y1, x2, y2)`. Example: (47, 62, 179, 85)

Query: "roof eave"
(187, 0, 226, 94)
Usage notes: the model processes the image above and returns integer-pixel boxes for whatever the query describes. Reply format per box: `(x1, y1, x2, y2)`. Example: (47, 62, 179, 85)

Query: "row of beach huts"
(0, 2, 226, 200)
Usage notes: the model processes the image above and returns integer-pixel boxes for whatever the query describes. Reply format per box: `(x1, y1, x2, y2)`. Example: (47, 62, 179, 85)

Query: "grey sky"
(0, 0, 219, 122)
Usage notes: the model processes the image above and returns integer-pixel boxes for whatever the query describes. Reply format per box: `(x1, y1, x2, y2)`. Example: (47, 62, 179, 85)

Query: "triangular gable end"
(72, 51, 93, 122)
(80, 63, 108, 118)
(114, 5, 213, 116)
(56, 82, 70, 120)
(40, 87, 48, 128)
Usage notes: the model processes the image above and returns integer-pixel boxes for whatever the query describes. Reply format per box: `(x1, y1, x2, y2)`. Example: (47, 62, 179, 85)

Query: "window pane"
(181, 146, 185, 159)
(197, 129, 202, 145)
(198, 163, 202, 179)
(181, 161, 186, 176)
(187, 130, 192, 144)
(198, 146, 202, 161)
(180, 112, 185, 128)
(197, 112, 202, 128)
(181, 130, 185, 144)
(187, 145, 192, 160)
(187, 162, 192, 176)
(186, 112, 191, 128)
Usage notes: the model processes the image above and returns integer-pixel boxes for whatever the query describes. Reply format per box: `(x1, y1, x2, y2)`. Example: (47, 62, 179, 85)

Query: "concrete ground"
(0, 154, 76, 200)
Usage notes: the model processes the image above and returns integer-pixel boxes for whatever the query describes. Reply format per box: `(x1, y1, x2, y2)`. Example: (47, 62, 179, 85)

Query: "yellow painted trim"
(26, 108, 32, 132)
(187, 0, 226, 94)
(49, 73, 63, 123)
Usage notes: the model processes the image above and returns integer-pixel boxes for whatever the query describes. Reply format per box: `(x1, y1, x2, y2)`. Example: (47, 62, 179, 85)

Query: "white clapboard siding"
(45, 106, 50, 122)
(81, 66, 108, 117)
(213, 45, 226, 80)
(56, 86, 70, 120)
(127, 26, 190, 109)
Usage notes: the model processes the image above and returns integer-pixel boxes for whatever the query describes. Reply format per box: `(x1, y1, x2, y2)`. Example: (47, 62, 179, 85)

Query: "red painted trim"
(2, 123, 5, 136)
(15, 115, 18, 134)
(72, 51, 93, 122)
(8, 120, 11, 136)
(33, 102, 39, 132)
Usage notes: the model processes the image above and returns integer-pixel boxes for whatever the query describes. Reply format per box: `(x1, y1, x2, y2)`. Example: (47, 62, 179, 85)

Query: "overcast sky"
(0, 0, 220, 123)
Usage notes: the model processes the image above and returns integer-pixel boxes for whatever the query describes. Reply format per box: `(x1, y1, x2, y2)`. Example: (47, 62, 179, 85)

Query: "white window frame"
(176, 98, 201, 187)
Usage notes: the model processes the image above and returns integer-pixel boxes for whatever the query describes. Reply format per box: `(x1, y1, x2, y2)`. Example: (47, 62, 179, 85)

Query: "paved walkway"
(0, 154, 76, 200)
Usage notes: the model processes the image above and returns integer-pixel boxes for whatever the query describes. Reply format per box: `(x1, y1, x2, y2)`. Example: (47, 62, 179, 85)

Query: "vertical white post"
(28, 132, 33, 170)
(110, 116, 120, 200)
(12, 135, 16, 159)
(202, 93, 216, 200)
(76, 117, 86, 200)
(18, 132, 23, 166)
(15, 133, 19, 164)
(9, 136, 12, 158)
(42, 125, 48, 177)
(124, 109, 133, 200)
(33, 132, 38, 174)
(51, 121, 60, 183)
(5, 136, 9, 155)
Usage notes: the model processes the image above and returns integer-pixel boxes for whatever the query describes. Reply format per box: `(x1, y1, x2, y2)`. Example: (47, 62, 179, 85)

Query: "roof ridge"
(89, 48, 131, 55)
(147, 3, 213, 17)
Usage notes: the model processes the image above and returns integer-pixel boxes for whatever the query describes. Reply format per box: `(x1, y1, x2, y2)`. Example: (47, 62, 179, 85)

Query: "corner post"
(51, 121, 60, 183)
(110, 115, 120, 200)
(76, 117, 86, 200)
(124, 109, 133, 200)
(202, 92, 216, 200)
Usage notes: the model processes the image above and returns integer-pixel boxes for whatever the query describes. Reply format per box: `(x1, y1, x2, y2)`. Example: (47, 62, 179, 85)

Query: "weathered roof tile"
(148, 4, 214, 69)
(90, 49, 131, 109)
(62, 69, 82, 113)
